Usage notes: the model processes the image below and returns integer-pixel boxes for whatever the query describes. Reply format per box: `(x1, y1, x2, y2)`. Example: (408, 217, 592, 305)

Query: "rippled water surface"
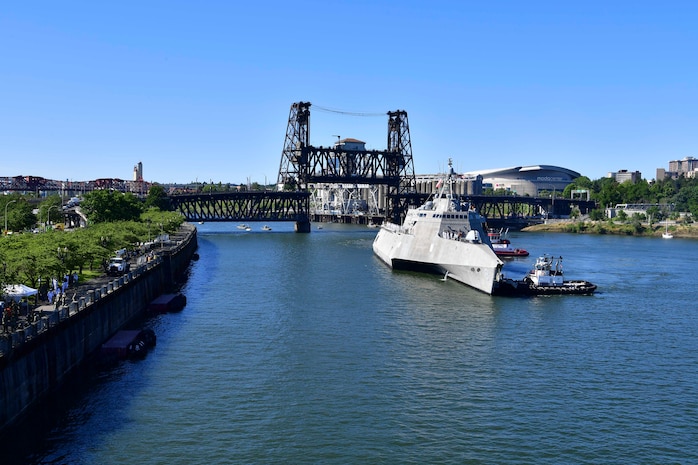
(6, 223, 698, 464)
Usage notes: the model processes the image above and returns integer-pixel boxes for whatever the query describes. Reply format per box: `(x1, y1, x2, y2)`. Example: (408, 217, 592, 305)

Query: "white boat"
(662, 221, 673, 239)
(237, 224, 251, 231)
(372, 159, 503, 294)
(262, 225, 272, 231)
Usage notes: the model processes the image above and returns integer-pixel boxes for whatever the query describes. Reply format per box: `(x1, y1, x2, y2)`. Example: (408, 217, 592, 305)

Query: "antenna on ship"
(447, 158, 456, 193)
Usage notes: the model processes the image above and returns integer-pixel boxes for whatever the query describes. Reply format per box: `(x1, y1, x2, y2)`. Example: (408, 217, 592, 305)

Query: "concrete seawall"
(0, 223, 198, 432)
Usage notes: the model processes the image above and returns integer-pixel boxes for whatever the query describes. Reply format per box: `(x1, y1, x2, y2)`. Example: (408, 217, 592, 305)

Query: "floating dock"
(148, 293, 187, 313)
(100, 329, 156, 360)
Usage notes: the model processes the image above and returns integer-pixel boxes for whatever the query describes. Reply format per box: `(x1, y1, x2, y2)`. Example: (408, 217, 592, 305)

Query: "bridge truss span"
(300, 146, 403, 186)
(170, 191, 310, 224)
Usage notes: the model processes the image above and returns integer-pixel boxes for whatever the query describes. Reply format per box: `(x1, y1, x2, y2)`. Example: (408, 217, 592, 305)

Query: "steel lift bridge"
(170, 101, 417, 232)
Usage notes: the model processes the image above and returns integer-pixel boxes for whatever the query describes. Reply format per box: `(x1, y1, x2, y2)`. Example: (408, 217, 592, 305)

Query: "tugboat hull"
(494, 278, 597, 296)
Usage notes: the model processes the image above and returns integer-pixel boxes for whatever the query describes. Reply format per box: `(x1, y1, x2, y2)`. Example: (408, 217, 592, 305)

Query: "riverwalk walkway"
(0, 223, 196, 356)
(1, 254, 150, 337)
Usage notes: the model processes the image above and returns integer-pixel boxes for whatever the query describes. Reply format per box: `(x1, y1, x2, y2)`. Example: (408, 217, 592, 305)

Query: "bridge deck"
(169, 191, 596, 228)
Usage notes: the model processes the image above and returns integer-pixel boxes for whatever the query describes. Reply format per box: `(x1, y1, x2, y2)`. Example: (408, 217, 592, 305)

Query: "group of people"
(1, 300, 39, 332)
(47, 289, 68, 309)
(1, 301, 18, 332)
(1, 272, 81, 333)
(45, 273, 79, 309)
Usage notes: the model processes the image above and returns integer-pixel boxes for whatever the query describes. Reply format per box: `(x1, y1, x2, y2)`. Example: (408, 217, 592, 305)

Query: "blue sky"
(1, 1, 697, 184)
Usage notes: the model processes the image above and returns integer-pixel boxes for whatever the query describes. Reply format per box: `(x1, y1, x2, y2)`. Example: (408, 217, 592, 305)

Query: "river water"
(4, 223, 698, 464)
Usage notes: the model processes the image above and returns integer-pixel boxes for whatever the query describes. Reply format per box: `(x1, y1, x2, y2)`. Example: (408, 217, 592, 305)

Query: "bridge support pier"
(294, 220, 311, 233)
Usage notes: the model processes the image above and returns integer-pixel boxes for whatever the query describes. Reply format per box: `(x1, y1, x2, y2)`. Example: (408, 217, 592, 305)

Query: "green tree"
(616, 179, 651, 203)
(141, 209, 185, 235)
(589, 209, 606, 221)
(1, 232, 60, 287)
(0, 247, 9, 292)
(592, 178, 622, 208)
(645, 206, 660, 224)
(38, 195, 64, 230)
(145, 185, 172, 211)
(2, 196, 36, 233)
(81, 190, 143, 223)
(563, 176, 593, 198)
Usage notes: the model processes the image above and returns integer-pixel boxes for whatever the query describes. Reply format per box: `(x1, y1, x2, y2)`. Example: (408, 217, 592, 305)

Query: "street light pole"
(4, 199, 17, 234)
(47, 205, 59, 231)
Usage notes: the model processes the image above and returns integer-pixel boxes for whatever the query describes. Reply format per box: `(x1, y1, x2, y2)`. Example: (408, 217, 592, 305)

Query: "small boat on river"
(662, 222, 673, 239)
(494, 255, 597, 296)
(488, 228, 529, 257)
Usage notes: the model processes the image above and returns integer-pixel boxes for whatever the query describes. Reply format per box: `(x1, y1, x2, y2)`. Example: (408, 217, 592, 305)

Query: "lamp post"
(4, 199, 17, 235)
(46, 205, 59, 231)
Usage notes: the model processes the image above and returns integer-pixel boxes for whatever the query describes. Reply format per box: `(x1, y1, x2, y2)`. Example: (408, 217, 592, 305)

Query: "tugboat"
(488, 228, 529, 257)
(373, 159, 503, 294)
(494, 255, 597, 296)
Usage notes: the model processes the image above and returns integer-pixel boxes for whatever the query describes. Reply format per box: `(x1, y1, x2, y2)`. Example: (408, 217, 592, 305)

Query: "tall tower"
(133, 161, 143, 182)
(277, 102, 311, 191)
(386, 110, 416, 222)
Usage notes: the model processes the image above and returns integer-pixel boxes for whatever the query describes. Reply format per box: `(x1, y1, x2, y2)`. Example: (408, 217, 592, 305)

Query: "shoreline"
(0, 223, 198, 433)
(521, 220, 698, 238)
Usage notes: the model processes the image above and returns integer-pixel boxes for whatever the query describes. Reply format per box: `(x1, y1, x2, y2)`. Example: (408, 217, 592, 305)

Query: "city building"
(606, 203, 674, 219)
(657, 156, 698, 180)
(133, 161, 143, 182)
(335, 138, 366, 151)
(461, 165, 581, 197)
(608, 170, 642, 183)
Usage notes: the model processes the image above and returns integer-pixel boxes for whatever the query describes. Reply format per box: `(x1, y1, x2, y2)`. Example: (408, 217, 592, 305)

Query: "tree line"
(1, 185, 181, 293)
(482, 175, 698, 221)
(561, 176, 698, 221)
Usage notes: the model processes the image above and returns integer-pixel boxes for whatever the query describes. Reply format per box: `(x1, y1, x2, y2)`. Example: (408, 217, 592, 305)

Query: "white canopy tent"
(3, 284, 39, 302)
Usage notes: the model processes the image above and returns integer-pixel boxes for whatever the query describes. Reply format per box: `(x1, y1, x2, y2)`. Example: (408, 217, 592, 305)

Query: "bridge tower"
(277, 101, 311, 191)
(277, 101, 312, 231)
(276, 102, 417, 224)
(386, 110, 416, 223)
